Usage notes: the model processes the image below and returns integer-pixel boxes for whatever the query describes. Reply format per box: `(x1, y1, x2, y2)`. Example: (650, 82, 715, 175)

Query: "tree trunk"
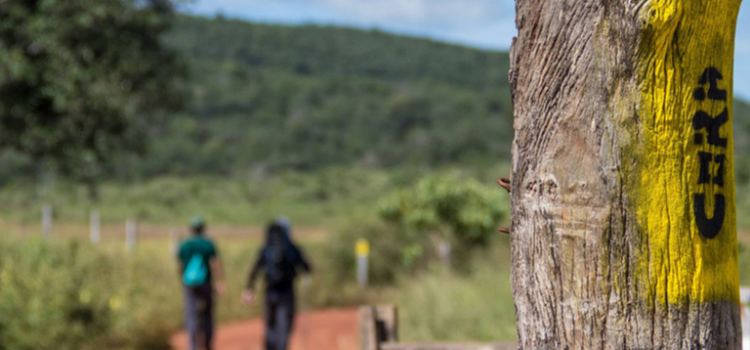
(509, 1, 743, 349)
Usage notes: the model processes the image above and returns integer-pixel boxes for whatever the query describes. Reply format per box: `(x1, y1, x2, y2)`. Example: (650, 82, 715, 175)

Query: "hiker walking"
(178, 217, 226, 350)
(242, 219, 312, 350)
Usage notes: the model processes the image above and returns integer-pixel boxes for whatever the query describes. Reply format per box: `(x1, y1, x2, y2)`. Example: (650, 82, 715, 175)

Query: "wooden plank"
(380, 342, 516, 350)
(359, 306, 378, 350)
(375, 305, 398, 342)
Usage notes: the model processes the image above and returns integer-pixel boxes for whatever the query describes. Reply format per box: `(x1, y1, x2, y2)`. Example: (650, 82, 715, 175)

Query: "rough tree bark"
(509, 0, 742, 349)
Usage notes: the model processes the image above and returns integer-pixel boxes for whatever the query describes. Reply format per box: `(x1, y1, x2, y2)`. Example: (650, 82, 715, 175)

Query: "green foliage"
(0, 238, 178, 350)
(6, 11, 750, 186)
(324, 171, 509, 285)
(169, 15, 509, 90)
(0, 0, 185, 178)
(378, 174, 507, 265)
(102, 15, 515, 177)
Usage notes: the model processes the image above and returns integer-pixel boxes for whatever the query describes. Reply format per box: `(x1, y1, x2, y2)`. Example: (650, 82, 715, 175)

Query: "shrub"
(0, 237, 179, 350)
(378, 173, 507, 267)
(326, 173, 509, 285)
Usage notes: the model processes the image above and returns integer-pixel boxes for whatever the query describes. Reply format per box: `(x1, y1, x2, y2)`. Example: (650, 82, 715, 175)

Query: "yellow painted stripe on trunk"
(637, 0, 741, 305)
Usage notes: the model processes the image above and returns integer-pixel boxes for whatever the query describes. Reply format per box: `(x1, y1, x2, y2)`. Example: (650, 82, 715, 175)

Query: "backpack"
(183, 254, 208, 287)
(264, 245, 296, 288)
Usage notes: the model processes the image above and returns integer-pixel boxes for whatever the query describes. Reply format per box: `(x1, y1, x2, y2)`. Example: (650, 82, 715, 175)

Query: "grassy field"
(0, 168, 404, 227)
(0, 227, 519, 348)
(6, 166, 750, 349)
(0, 225, 388, 350)
(10, 225, 750, 348)
(0, 166, 511, 227)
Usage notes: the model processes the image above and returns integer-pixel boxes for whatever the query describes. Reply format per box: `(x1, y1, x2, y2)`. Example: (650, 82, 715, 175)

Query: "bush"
(325, 172, 509, 285)
(0, 237, 179, 350)
(378, 173, 507, 268)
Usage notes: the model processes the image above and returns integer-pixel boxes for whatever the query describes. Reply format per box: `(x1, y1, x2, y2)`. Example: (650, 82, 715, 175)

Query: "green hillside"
(128, 15, 514, 177)
(2, 14, 750, 181)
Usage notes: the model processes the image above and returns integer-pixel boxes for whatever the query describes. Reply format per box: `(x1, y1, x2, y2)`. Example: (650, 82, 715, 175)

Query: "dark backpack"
(264, 245, 297, 288)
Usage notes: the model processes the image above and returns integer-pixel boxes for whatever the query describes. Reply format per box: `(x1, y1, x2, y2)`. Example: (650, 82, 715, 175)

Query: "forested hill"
(170, 15, 510, 91)
(5, 15, 750, 181)
(129, 15, 515, 176)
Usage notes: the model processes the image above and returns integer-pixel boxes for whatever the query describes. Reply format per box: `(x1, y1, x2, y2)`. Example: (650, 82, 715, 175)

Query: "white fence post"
(42, 205, 52, 238)
(438, 241, 452, 266)
(169, 229, 178, 256)
(90, 210, 100, 245)
(126, 219, 136, 252)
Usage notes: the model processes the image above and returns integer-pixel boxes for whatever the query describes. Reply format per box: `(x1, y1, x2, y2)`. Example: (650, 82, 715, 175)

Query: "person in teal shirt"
(178, 217, 226, 350)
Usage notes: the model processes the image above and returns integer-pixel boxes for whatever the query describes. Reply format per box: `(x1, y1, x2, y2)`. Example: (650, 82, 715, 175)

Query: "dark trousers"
(184, 284, 214, 350)
(264, 288, 296, 350)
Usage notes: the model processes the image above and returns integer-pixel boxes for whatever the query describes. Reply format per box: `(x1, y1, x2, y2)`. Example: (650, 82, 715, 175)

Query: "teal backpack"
(183, 254, 207, 287)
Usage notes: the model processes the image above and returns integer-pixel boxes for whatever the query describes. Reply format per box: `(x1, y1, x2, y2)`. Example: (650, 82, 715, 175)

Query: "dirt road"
(170, 308, 359, 350)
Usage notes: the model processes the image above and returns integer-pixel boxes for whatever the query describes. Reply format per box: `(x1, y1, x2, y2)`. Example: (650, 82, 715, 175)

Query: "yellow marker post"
(356, 239, 370, 287)
(356, 239, 370, 257)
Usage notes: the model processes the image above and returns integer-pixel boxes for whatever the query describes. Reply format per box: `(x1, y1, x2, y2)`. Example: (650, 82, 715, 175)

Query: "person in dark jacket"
(242, 219, 312, 350)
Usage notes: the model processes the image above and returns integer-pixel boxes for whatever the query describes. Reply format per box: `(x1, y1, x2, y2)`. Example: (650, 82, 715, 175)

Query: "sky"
(184, 0, 750, 100)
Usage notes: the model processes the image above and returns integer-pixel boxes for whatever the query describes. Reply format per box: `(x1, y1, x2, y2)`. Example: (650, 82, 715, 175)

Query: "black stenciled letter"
(697, 152, 713, 184)
(697, 152, 726, 186)
(713, 154, 726, 187)
(693, 67, 727, 101)
(694, 193, 725, 239)
(693, 107, 728, 148)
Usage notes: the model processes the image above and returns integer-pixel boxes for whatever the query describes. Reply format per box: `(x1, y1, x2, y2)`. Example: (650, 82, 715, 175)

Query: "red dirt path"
(170, 308, 359, 350)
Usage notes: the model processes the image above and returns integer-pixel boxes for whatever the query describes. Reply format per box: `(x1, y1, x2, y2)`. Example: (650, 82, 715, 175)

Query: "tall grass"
(0, 230, 374, 350)
(396, 238, 750, 344)
(395, 237, 516, 343)
(0, 237, 179, 350)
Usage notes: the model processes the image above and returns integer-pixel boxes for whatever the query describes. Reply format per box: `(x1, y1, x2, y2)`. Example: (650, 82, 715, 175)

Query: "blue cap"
(275, 216, 291, 237)
(190, 216, 205, 229)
